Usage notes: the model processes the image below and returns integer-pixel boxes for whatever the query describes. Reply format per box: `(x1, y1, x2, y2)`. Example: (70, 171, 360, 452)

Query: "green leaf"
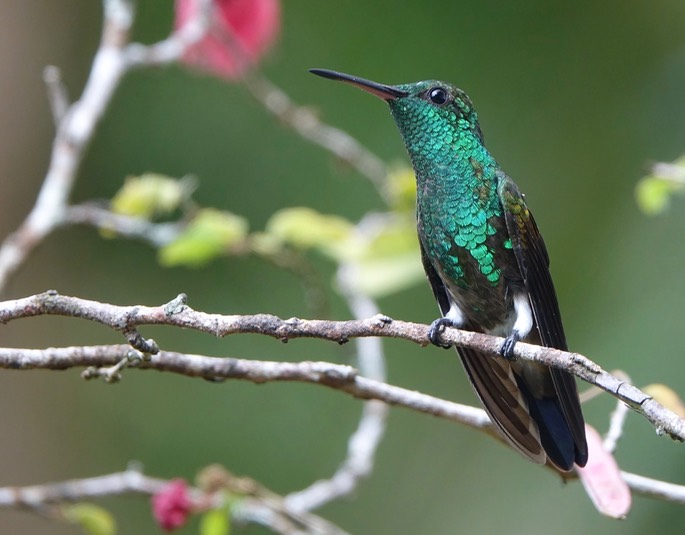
(364, 217, 418, 257)
(324, 214, 424, 296)
(324, 214, 419, 264)
(200, 508, 230, 535)
(349, 252, 424, 298)
(265, 207, 354, 252)
(348, 216, 424, 296)
(159, 208, 249, 267)
(61, 503, 116, 535)
(264, 207, 425, 296)
(636, 157, 685, 215)
(111, 173, 192, 219)
(386, 166, 416, 213)
(635, 177, 675, 215)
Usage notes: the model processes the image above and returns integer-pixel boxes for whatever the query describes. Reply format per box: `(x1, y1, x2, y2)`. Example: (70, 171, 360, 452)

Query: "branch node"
(103, 369, 123, 383)
(124, 329, 159, 354)
(81, 366, 100, 380)
(278, 317, 302, 342)
(615, 382, 649, 410)
(164, 293, 188, 316)
(373, 314, 393, 327)
(570, 353, 602, 373)
(83, 356, 132, 383)
(320, 365, 357, 386)
(43, 65, 70, 126)
(127, 348, 149, 364)
(284, 317, 301, 327)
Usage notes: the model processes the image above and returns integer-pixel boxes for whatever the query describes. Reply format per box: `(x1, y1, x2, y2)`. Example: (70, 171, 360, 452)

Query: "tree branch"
(284, 276, 390, 512)
(0, 291, 682, 444)
(0, 343, 491, 431)
(42, 65, 70, 126)
(0, 464, 348, 535)
(244, 73, 390, 202)
(0, 0, 216, 295)
(0, 342, 684, 507)
(64, 203, 183, 247)
(620, 472, 685, 505)
(0, 1, 134, 292)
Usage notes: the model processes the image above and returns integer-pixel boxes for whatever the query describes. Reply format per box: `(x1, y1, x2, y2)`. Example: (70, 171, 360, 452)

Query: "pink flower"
(152, 479, 192, 531)
(576, 425, 632, 518)
(175, 0, 281, 79)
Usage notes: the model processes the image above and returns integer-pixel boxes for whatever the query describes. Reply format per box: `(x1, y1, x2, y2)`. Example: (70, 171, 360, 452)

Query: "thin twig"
(620, 472, 685, 505)
(0, 466, 167, 506)
(0, 344, 492, 431)
(579, 371, 632, 454)
(1, 343, 684, 507)
(604, 400, 631, 454)
(0, 1, 135, 293)
(244, 73, 390, 202)
(0, 465, 348, 535)
(602, 371, 633, 454)
(0, 0, 217, 295)
(124, 0, 214, 67)
(64, 203, 184, 247)
(650, 162, 685, 185)
(285, 270, 389, 511)
(42, 66, 70, 126)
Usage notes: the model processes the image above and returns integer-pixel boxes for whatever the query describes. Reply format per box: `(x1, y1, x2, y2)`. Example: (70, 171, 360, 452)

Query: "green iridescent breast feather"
(388, 83, 510, 289)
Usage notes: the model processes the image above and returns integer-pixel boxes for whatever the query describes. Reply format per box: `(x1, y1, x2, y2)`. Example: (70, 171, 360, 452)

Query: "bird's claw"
(428, 317, 457, 349)
(499, 332, 520, 361)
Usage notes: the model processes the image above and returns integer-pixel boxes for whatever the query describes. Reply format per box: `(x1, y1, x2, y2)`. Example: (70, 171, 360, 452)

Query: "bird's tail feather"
(457, 346, 547, 464)
(457, 345, 580, 470)
(516, 379, 576, 470)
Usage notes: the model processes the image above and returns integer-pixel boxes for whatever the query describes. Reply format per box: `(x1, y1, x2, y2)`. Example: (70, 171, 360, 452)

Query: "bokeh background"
(2, 1, 685, 533)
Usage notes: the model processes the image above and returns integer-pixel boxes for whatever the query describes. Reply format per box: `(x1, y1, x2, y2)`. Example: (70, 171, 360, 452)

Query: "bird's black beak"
(309, 69, 408, 101)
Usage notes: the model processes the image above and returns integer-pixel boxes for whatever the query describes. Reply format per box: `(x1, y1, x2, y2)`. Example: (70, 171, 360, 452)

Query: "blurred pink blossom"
(175, 0, 280, 79)
(576, 425, 632, 518)
(152, 479, 192, 531)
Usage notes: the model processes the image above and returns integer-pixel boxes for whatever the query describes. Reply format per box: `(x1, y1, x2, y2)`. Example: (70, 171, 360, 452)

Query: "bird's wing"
(419, 240, 547, 464)
(419, 240, 451, 316)
(458, 345, 547, 463)
(497, 172, 588, 464)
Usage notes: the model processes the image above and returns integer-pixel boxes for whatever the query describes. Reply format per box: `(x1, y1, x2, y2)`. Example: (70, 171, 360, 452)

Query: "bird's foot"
(499, 332, 520, 361)
(428, 317, 458, 349)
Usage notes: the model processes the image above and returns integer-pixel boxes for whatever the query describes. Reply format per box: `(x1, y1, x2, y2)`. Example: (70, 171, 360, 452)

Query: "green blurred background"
(2, 1, 685, 533)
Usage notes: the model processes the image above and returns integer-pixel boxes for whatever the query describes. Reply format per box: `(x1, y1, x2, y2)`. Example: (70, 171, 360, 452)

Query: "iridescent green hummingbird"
(310, 68, 588, 470)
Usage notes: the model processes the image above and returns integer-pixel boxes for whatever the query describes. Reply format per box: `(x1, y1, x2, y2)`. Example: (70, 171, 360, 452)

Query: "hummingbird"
(310, 68, 588, 471)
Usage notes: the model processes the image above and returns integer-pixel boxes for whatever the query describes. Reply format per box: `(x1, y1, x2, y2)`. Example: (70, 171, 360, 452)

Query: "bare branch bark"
(0, 342, 683, 507)
(0, 465, 348, 535)
(0, 291, 682, 444)
(244, 74, 390, 201)
(64, 204, 183, 247)
(0, 0, 215, 295)
(620, 472, 685, 506)
(42, 65, 70, 126)
(0, 344, 491, 430)
(284, 275, 390, 512)
(0, 2, 134, 291)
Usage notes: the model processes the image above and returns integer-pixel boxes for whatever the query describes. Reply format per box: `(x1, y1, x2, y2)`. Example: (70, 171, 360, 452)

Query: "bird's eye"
(428, 87, 449, 105)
